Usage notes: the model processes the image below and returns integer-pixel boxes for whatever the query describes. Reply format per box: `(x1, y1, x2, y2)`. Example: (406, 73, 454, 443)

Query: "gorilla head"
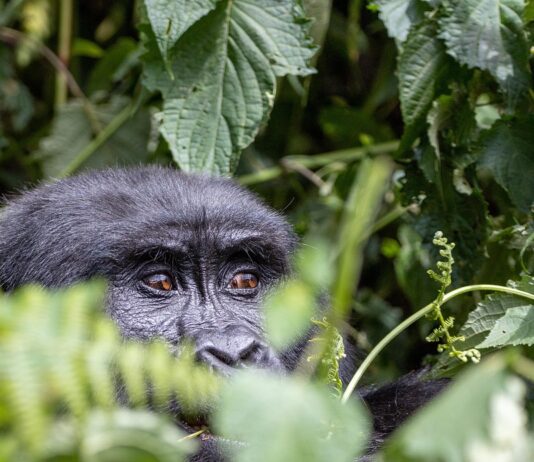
(0, 167, 310, 376)
(0, 167, 447, 460)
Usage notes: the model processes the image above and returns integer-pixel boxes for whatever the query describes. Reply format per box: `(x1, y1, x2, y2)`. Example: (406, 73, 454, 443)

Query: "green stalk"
(238, 141, 399, 186)
(341, 284, 534, 404)
(0, 26, 101, 133)
(332, 157, 392, 320)
(513, 356, 534, 383)
(55, 0, 73, 108)
(58, 102, 134, 178)
(371, 204, 407, 234)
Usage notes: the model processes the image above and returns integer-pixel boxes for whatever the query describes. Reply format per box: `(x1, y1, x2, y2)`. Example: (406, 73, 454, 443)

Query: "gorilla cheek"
(106, 287, 179, 343)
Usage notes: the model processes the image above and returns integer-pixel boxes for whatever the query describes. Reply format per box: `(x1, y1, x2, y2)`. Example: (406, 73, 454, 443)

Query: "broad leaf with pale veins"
(398, 21, 449, 127)
(214, 371, 370, 462)
(477, 116, 534, 212)
(386, 356, 532, 461)
(142, 0, 316, 174)
(143, 0, 218, 73)
(375, 0, 425, 42)
(438, 0, 530, 109)
(37, 97, 151, 177)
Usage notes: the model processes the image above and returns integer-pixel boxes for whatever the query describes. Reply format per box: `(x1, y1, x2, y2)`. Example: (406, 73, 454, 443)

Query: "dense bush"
(0, 1, 533, 461)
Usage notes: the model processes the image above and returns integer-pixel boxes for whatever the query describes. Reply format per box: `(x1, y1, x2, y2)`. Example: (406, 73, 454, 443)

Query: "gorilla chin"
(0, 166, 447, 461)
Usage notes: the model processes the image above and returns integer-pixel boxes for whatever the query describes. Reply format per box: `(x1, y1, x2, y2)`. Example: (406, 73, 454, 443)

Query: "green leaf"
(398, 20, 449, 127)
(141, 0, 316, 174)
(438, 0, 530, 109)
(143, 0, 218, 74)
(71, 38, 104, 58)
(525, 0, 534, 22)
(0, 282, 220, 456)
(477, 305, 534, 347)
(214, 371, 370, 462)
(472, 275, 534, 348)
(296, 239, 334, 289)
(265, 280, 315, 350)
(431, 275, 534, 376)
(87, 38, 139, 96)
(394, 224, 436, 310)
(319, 106, 394, 147)
(400, 164, 489, 283)
(0, 48, 34, 132)
(426, 93, 478, 167)
(375, 0, 426, 42)
(385, 355, 533, 461)
(477, 116, 534, 212)
(466, 282, 533, 344)
(37, 97, 151, 177)
(82, 409, 194, 462)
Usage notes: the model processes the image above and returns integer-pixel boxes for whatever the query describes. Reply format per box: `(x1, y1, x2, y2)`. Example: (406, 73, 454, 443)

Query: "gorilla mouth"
(181, 420, 246, 450)
(184, 422, 216, 440)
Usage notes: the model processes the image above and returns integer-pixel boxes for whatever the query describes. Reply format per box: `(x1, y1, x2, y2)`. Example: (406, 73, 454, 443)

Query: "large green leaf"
(214, 371, 370, 462)
(82, 409, 194, 462)
(37, 97, 151, 177)
(398, 20, 448, 127)
(385, 355, 533, 461)
(143, 0, 218, 73)
(477, 116, 534, 212)
(477, 305, 534, 348)
(87, 38, 140, 96)
(375, 0, 425, 42)
(438, 0, 530, 109)
(400, 164, 489, 283)
(431, 275, 534, 376)
(142, 0, 316, 174)
(477, 275, 534, 348)
(264, 280, 315, 350)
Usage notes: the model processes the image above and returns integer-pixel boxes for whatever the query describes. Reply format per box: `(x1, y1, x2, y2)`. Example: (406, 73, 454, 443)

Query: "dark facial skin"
(0, 167, 447, 462)
(0, 167, 298, 375)
(107, 227, 287, 373)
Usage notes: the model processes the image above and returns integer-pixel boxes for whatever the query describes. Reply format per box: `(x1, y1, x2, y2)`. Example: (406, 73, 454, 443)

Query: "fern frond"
(0, 282, 220, 456)
(425, 232, 480, 364)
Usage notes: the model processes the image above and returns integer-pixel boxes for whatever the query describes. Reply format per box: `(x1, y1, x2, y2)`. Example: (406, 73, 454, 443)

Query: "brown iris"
(229, 273, 258, 290)
(143, 273, 174, 291)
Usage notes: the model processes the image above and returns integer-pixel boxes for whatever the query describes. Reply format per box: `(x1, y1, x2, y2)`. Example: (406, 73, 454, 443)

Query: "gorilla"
(0, 167, 446, 460)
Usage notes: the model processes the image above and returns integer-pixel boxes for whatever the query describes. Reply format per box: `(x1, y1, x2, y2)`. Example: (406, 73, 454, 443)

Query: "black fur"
(0, 167, 446, 460)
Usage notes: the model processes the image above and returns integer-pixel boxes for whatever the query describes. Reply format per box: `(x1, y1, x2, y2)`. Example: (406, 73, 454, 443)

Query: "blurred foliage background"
(1, 1, 534, 460)
(0, 0, 533, 402)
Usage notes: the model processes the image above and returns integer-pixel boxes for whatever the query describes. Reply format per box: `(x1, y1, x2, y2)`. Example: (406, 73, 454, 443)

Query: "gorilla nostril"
(202, 346, 235, 367)
(238, 341, 264, 364)
(195, 333, 273, 374)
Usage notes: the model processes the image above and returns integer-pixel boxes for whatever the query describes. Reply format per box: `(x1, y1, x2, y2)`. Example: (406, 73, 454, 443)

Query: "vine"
(425, 232, 481, 363)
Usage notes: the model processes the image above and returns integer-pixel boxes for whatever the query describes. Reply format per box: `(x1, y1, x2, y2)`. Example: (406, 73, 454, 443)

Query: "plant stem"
(58, 101, 135, 178)
(332, 157, 392, 321)
(371, 204, 407, 234)
(178, 428, 206, 442)
(238, 140, 399, 186)
(513, 356, 534, 383)
(55, 0, 73, 108)
(0, 0, 25, 26)
(341, 284, 534, 404)
(0, 26, 101, 134)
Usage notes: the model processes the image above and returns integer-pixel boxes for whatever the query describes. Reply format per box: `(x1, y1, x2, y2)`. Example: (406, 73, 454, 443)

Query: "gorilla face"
(0, 167, 449, 461)
(0, 167, 300, 375)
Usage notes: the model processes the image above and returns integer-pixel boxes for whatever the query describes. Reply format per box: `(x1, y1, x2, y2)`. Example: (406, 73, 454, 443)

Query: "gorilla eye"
(142, 273, 175, 292)
(229, 273, 258, 290)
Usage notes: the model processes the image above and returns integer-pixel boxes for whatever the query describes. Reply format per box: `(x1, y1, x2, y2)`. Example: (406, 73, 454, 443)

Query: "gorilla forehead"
(82, 168, 296, 253)
(0, 166, 296, 288)
(49, 167, 283, 224)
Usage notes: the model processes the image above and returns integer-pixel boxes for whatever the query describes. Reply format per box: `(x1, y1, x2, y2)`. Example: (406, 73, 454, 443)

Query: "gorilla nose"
(195, 330, 281, 375)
